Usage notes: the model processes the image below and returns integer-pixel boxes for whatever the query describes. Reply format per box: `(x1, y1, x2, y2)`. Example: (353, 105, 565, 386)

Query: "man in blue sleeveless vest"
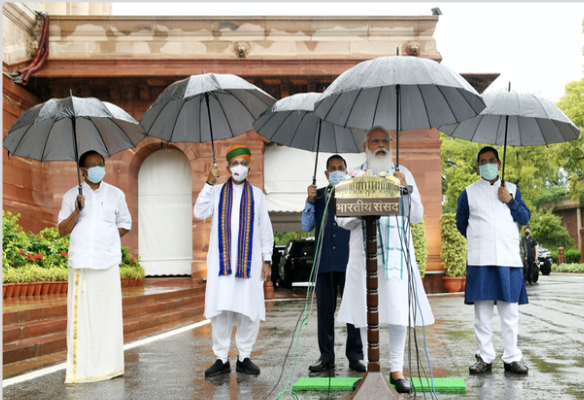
(301, 154, 365, 373)
(456, 146, 530, 375)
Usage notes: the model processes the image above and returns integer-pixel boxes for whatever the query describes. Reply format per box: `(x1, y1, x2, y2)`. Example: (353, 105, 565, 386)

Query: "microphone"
(401, 185, 414, 195)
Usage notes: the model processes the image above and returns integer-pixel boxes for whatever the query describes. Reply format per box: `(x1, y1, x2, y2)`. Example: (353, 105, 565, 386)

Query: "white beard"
(365, 147, 393, 175)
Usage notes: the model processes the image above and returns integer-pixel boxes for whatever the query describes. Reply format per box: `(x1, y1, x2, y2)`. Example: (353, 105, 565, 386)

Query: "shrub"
(527, 210, 574, 250)
(440, 213, 467, 277)
(3, 211, 143, 283)
(554, 263, 584, 273)
(411, 219, 428, 278)
(565, 249, 581, 264)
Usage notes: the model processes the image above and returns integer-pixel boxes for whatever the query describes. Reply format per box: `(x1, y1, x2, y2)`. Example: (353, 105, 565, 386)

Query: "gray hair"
(363, 126, 391, 145)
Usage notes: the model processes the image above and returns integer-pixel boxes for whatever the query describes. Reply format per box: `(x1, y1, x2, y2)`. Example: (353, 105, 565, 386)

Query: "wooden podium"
(335, 176, 402, 400)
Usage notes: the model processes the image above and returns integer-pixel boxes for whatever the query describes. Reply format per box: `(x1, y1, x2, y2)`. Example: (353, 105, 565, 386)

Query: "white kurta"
(194, 181, 274, 322)
(337, 165, 434, 328)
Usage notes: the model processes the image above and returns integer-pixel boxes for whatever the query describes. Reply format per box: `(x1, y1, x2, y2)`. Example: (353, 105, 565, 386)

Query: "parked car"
(277, 238, 315, 288)
(538, 245, 553, 276)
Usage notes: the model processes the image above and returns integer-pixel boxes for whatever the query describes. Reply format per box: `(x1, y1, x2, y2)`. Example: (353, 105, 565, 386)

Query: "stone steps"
(3, 284, 206, 368)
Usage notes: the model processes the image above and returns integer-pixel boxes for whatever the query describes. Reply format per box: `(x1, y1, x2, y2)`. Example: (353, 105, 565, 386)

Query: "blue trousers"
(316, 272, 363, 363)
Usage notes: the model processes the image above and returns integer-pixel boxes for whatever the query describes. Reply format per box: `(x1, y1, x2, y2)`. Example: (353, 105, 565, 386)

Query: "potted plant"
(440, 213, 467, 293)
(30, 266, 45, 295)
(57, 269, 69, 293)
(3, 268, 17, 298)
(23, 268, 37, 296)
(47, 268, 59, 294)
(12, 269, 28, 297)
(39, 268, 52, 295)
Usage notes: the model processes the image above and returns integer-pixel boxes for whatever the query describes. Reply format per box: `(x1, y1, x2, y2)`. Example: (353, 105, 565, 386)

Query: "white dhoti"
(211, 311, 261, 362)
(65, 265, 124, 383)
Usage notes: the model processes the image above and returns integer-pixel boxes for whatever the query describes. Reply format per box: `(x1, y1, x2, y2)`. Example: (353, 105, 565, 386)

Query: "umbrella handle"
(77, 186, 84, 211)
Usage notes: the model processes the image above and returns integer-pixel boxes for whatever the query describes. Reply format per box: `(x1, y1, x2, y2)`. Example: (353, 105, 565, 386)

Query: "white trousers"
(474, 300, 522, 364)
(211, 311, 260, 363)
(359, 324, 407, 372)
(65, 266, 124, 384)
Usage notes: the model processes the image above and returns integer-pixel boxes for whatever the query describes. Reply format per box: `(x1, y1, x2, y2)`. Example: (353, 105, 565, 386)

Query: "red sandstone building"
(3, 3, 498, 291)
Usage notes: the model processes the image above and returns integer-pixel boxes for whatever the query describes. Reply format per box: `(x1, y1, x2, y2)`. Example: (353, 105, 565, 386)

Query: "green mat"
(292, 377, 466, 393)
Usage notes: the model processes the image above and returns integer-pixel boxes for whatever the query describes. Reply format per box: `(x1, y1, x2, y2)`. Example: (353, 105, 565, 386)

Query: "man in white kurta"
(58, 151, 131, 384)
(194, 145, 274, 377)
(456, 146, 530, 375)
(337, 127, 434, 394)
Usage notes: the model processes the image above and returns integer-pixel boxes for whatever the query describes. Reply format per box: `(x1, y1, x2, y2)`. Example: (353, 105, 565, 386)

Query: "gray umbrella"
(140, 72, 276, 164)
(252, 92, 368, 183)
(439, 90, 580, 181)
(3, 95, 145, 207)
(313, 55, 486, 168)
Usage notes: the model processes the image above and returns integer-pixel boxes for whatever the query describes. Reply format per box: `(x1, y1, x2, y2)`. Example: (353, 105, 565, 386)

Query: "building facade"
(3, 3, 498, 289)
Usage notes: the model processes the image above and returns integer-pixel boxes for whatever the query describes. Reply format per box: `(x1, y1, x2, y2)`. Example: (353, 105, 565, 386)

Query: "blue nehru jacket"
(301, 186, 350, 274)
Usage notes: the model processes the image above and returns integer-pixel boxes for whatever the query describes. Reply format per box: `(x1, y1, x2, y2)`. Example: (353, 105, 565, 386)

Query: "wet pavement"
(4, 273, 584, 399)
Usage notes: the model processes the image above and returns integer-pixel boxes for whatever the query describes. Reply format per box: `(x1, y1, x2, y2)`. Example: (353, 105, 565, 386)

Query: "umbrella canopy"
(314, 55, 486, 168)
(253, 92, 368, 184)
(140, 73, 276, 163)
(439, 90, 580, 183)
(3, 95, 145, 206)
(439, 91, 580, 146)
(253, 92, 368, 153)
(4, 96, 145, 161)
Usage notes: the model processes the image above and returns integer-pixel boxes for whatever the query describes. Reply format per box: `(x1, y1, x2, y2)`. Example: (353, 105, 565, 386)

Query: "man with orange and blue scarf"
(195, 145, 274, 377)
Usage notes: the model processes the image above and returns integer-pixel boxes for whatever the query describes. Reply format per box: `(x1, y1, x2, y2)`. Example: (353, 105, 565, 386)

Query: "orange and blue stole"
(218, 178, 255, 278)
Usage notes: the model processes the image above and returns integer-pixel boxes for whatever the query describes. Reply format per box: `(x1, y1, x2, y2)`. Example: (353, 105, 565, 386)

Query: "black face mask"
(525, 232, 530, 237)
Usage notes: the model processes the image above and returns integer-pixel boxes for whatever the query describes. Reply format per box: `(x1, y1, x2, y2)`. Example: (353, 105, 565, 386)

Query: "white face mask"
(230, 165, 249, 182)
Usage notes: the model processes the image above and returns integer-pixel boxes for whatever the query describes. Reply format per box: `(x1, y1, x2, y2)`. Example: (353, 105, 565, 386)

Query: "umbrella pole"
(501, 114, 509, 185)
(501, 82, 511, 185)
(204, 92, 217, 165)
(312, 119, 322, 185)
(395, 84, 400, 171)
(71, 116, 84, 210)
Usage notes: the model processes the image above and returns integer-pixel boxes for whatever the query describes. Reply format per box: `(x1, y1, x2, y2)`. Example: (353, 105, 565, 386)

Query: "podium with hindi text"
(335, 176, 402, 400)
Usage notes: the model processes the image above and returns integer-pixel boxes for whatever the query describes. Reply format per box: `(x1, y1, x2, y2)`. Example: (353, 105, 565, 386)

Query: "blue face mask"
(86, 166, 106, 183)
(328, 170, 346, 186)
(479, 163, 498, 181)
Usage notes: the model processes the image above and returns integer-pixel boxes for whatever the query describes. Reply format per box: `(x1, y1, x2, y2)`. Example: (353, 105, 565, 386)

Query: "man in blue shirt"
(456, 146, 530, 375)
(302, 154, 365, 373)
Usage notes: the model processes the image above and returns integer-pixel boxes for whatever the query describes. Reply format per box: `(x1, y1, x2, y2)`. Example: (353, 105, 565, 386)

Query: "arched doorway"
(138, 149, 192, 276)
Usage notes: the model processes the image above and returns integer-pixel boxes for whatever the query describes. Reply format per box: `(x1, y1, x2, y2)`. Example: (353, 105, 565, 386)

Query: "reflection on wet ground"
(4, 274, 584, 399)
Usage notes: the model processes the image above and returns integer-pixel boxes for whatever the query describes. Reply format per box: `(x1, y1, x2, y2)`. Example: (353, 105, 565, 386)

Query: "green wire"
(272, 185, 336, 399)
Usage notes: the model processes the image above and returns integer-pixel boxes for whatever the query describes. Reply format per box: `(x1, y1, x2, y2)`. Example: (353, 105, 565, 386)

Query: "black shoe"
(349, 360, 366, 372)
(352, 378, 362, 391)
(390, 375, 411, 394)
(308, 360, 335, 372)
(504, 361, 529, 374)
(469, 354, 492, 374)
(236, 357, 260, 375)
(205, 359, 230, 377)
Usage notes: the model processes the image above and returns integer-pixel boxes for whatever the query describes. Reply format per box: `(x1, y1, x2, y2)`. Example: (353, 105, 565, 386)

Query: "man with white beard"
(336, 126, 434, 394)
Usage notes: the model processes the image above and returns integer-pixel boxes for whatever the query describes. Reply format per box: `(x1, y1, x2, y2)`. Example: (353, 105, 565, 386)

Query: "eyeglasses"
(478, 158, 498, 165)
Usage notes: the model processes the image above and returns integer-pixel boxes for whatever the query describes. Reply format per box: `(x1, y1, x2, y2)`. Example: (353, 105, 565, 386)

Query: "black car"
(277, 238, 315, 288)
(538, 245, 553, 276)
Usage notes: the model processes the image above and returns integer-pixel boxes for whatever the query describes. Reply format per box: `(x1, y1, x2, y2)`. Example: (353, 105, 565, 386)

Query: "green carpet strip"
(292, 377, 466, 393)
